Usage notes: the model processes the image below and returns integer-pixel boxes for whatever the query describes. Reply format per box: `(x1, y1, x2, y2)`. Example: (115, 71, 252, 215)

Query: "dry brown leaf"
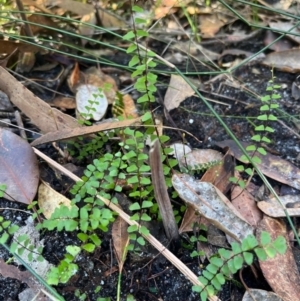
(97, 9, 125, 28)
(160, 0, 180, 6)
(265, 0, 293, 10)
(0, 67, 78, 133)
(179, 152, 234, 233)
(112, 216, 129, 272)
(264, 30, 293, 52)
(263, 49, 300, 72)
(103, 266, 119, 277)
(69, 66, 118, 104)
(231, 183, 263, 227)
(169, 143, 192, 164)
(30, 117, 141, 146)
(51, 96, 76, 110)
(164, 74, 195, 111)
(199, 14, 224, 38)
(112, 93, 139, 119)
(79, 12, 97, 46)
(242, 289, 283, 301)
(154, 6, 177, 19)
(153, 0, 186, 19)
(201, 152, 234, 194)
(23, 0, 53, 14)
(0, 40, 40, 54)
(216, 140, 300, 190)
(258, 201, 300, 217)
(179, 206, 201, 233)
(173, 174, 254, 242)
(257, 194, 300, 217)
(257, 216, 300, 301)
(52, 0, 94, 16)
(21, 14, 58, 36)
(269, 21, 300, 45)
(87, 68, 118, 104)
(0, 128, 39, 204)
(38, 180, 73, 219)
(68, 62, 81, 90)
(180, 149, 223, 170)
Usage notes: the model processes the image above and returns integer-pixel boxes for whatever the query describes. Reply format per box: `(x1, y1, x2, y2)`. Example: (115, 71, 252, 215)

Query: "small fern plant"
(230, 73, 279, 188)
(193, 231, 287, 301)
(121, 3, 181, 250)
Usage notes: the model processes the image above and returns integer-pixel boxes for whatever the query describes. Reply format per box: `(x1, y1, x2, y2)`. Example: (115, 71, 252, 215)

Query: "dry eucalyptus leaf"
(201, 152, 234, 194)
(257, 216, 300, 301)
(52, 0, 94, 16)
(169, 142, 192, 165)
(0, 40, 40, 54)
(270, 0, 293, 10)
(164, 74, 195, 111)
(269, 21, 300, 45)
(263, 49, 300, 73)
(207, 224, 228, 248)
(21, 14, 58, 36)
(257, 194, 300, 217)
(112, 216, 129, 273)
(0, 67, 78, 133)
(216, 140, 300, 190)
(199, 14, 225, 38)
(182, 149, 223, 170)
(97, 9, 126, 28)
(0, 128, 39, 204)
(264, 30, 292, 52)
(179, 152, 235, 239)
(69, 66, 117, 104)
(178, 206, 201, 233)
(113, 93, 139, 119)
(79, 12, 97, 46)
(154, 6, 177, 19)
(242, 289, 283, 301)
(38, 180, 73, 219)
(231, 184, 263, 227)
(258, 201, 300, 217)
(51, 96, 76, 110)
(172, 173, 254, 242)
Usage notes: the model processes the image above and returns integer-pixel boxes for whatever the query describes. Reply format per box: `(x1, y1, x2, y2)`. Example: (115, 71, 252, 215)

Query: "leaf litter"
(1, 1, 300, 300)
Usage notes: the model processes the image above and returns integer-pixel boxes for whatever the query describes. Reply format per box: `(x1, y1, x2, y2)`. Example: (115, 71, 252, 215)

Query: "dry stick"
(33, 147, 221, 301)
(149, 139, 179, 244)
(14, 110, 27, 140)
(15, 0, 33, 38)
